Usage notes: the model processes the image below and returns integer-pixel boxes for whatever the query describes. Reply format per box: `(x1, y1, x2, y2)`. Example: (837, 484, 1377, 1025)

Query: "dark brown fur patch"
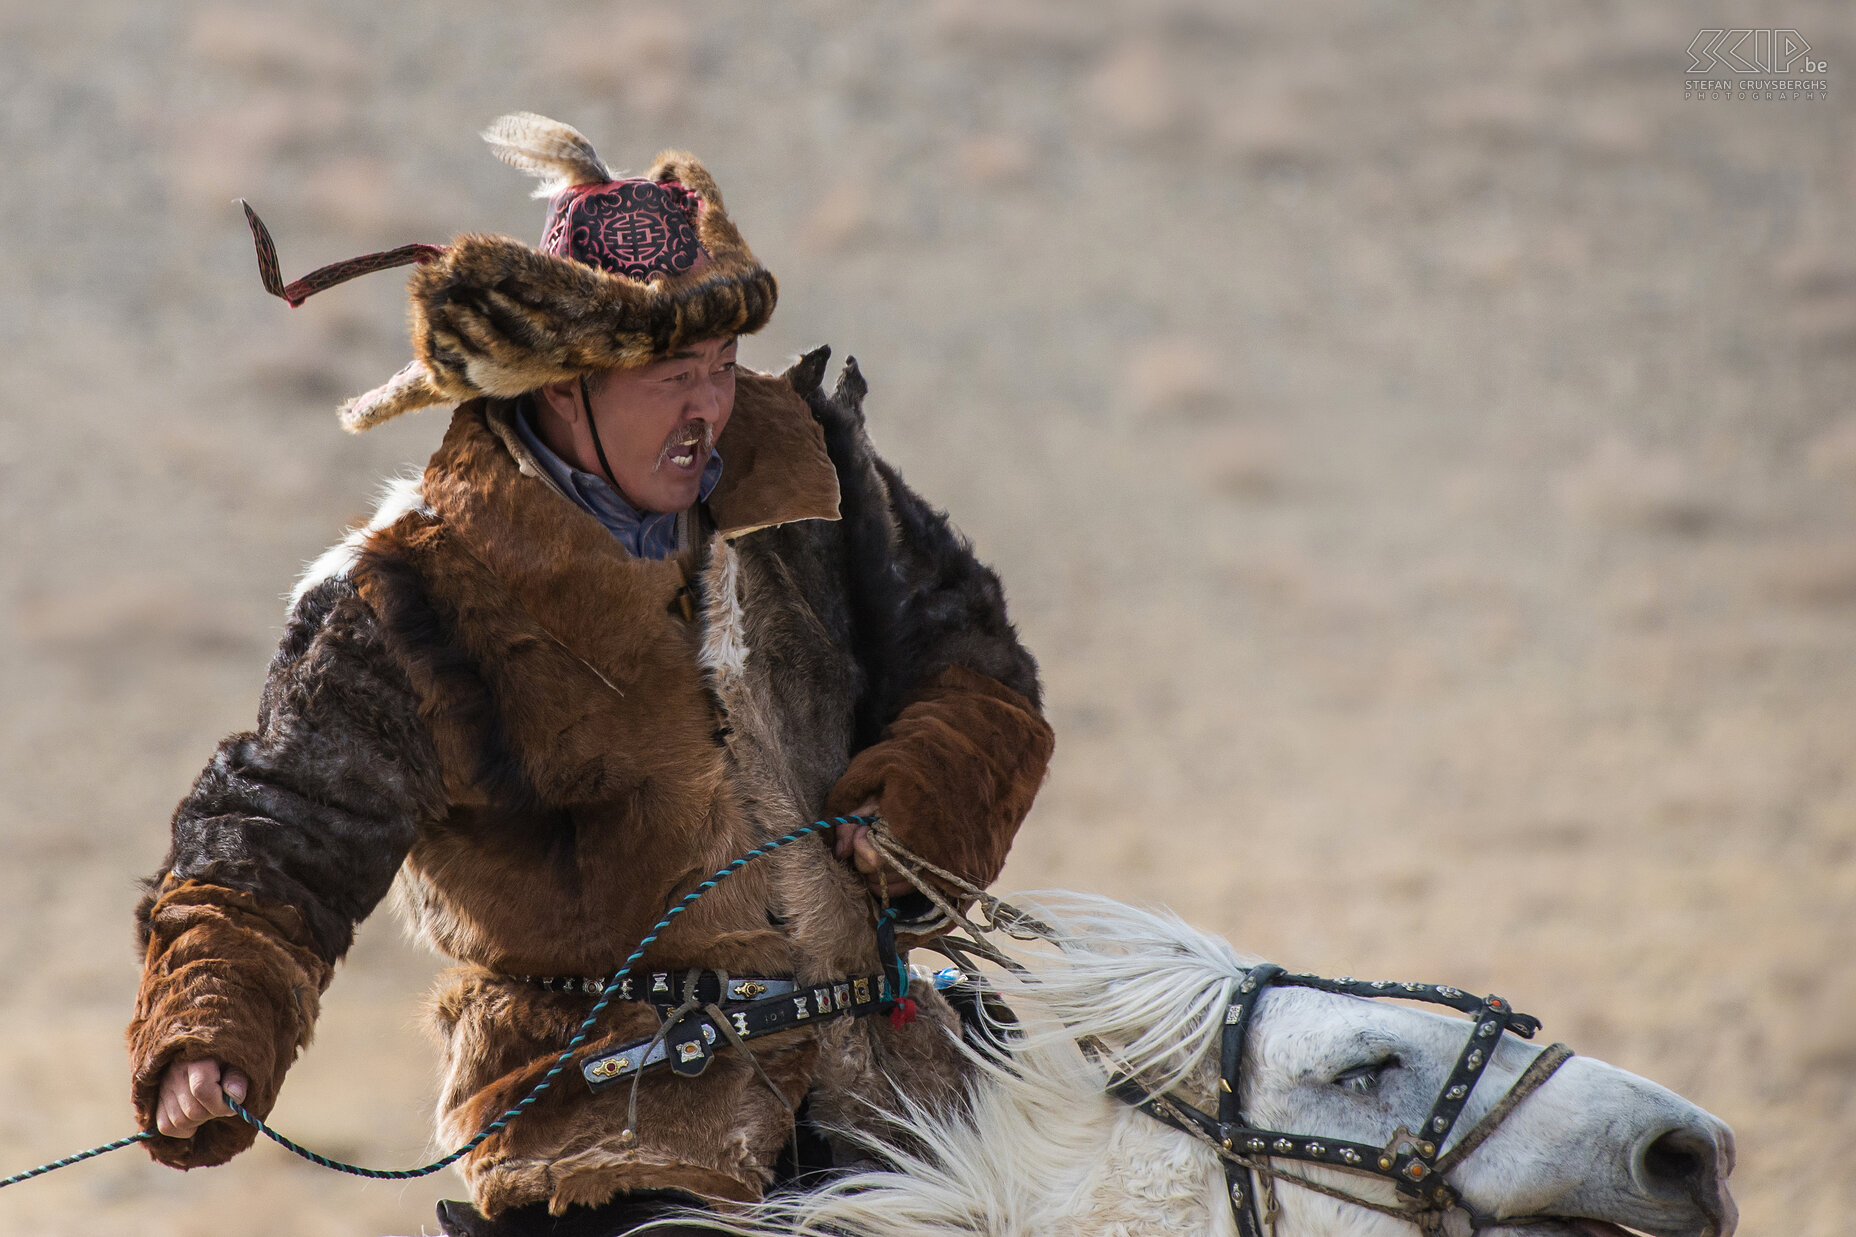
(142, 574, 445, 962)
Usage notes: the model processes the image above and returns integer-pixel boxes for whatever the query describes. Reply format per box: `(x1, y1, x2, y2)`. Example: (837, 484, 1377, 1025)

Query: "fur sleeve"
(127, 575, 444, 1166)
(826, 664, 1053, 892)
(793, 350, 1052, 903)
(128, 879, 334, 1167)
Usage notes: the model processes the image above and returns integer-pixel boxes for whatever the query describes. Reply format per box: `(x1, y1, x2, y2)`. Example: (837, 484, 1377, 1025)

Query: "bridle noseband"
(1110, 963, 1574, 1235)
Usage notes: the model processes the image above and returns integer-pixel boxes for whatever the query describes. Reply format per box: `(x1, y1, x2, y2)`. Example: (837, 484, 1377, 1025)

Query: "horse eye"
(1333, 1056, 1399, 1095)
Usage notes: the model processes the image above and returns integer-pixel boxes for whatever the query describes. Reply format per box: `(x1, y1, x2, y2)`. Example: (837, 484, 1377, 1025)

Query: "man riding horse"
(125, 113, 1054, 1237)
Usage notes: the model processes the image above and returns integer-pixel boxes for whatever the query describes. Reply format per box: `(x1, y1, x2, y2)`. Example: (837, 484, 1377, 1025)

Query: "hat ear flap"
(339, 358, 451, 432)
(648, 151, 725, 213)
(648, 151, 755, 266)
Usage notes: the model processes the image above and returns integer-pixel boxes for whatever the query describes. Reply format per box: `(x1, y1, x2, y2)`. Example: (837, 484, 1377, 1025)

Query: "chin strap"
(580, 374, 624, 492)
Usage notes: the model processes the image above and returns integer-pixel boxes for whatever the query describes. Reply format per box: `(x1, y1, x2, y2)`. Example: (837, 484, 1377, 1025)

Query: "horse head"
(704, 893, 1737, 1237)
(1234, 981, 1734, 1236)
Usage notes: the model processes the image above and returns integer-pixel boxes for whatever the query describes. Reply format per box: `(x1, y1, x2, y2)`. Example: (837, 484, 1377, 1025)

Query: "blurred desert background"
(1, 2, 1851, 1233)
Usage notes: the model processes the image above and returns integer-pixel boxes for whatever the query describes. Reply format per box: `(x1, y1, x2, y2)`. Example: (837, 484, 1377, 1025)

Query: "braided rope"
(0, 817, 863, 1188)
(0, 1132, 154, 1190)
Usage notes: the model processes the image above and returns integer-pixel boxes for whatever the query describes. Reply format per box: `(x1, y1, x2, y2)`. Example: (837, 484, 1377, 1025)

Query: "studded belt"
(579, 970, 896, 1090)
(516, 969, 801, 1005)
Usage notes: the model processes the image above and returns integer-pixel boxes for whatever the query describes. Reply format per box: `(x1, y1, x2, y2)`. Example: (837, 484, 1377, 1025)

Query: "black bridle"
(1109, 963, 1574, 1235)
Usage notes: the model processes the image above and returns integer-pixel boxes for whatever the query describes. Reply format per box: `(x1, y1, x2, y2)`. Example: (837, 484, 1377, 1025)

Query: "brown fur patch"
(355, 442, 791, 978)
(343, 392, 848, 1208)
(708, 373, 842, 535)
(827, 665, 1055, 890)
(126, 878, 334, 1168)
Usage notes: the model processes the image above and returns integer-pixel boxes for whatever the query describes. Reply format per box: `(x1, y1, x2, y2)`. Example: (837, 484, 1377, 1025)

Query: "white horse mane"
(680, 894, 1252, 1237)
(961, 892, 1252, 1093)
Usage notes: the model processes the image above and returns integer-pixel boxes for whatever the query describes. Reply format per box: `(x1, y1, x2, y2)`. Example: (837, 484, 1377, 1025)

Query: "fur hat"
(241, 113, 777, 432)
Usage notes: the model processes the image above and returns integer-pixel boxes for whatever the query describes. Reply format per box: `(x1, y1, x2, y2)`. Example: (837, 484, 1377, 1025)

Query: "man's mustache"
(652, 420, 715, 472)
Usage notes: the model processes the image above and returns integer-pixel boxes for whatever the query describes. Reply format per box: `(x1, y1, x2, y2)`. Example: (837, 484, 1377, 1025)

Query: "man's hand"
(155, 1058, 248, 1140)
(832, 803, 913, 898)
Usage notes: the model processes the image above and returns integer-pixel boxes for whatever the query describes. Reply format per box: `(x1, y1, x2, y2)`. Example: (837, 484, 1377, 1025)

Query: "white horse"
(697, 894, 1735, 1237)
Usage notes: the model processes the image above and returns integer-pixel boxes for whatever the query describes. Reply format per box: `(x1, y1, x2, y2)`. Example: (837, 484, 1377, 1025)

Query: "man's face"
(583, 335, 738, 514)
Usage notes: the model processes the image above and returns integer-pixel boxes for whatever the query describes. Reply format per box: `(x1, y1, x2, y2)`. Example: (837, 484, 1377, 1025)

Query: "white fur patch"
(698, 537, 750, 687)
(288, 472, 430, 610)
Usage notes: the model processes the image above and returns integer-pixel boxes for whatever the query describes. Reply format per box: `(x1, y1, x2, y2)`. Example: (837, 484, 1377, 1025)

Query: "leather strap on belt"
(580, 971, 896, 1090)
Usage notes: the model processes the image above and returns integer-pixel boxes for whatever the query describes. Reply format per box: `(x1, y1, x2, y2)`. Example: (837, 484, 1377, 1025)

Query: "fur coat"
(126, 354, 1054, 1215)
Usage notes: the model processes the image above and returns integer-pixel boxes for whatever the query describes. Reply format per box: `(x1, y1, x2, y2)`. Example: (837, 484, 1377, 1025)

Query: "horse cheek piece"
(1117, 963, 1573, 1236)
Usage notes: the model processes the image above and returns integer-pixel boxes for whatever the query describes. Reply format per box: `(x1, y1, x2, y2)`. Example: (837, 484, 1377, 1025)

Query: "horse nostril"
(1641, 1126, 1711, 1193)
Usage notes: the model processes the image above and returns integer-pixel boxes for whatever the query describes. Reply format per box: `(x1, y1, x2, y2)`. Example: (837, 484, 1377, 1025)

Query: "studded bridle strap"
(1104, 1078, 1270, 1235)
(1429, 1041, 1573, 1178)
(1390, 993, 1523, 1201)
(1264, 973, 1543, 1035)
(1108, 1086, 1464, 1231)
(1220, 963, 1282, 1236)
(1216, 962, 1402, 1235)
(1109, 1080, 1425, 1233)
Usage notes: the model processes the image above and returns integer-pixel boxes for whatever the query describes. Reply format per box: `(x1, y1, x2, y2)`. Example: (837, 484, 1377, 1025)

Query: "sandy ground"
(1, 3, 1851, 1233)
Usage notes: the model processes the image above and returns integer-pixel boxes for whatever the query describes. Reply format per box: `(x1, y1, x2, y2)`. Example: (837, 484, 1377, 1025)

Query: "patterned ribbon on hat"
(240, 201, 448, 308)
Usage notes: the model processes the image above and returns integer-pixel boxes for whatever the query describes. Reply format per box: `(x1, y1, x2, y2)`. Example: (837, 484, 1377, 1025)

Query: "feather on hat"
(240, 113, 777, 432)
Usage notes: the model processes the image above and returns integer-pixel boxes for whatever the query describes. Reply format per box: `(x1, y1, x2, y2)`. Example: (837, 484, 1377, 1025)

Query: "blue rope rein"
(0, 816, 867, 1189)
(0, 1133, 154, 1190)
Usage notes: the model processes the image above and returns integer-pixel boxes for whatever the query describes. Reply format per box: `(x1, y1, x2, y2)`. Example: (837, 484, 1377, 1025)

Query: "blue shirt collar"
(512, 399, 723, 560)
